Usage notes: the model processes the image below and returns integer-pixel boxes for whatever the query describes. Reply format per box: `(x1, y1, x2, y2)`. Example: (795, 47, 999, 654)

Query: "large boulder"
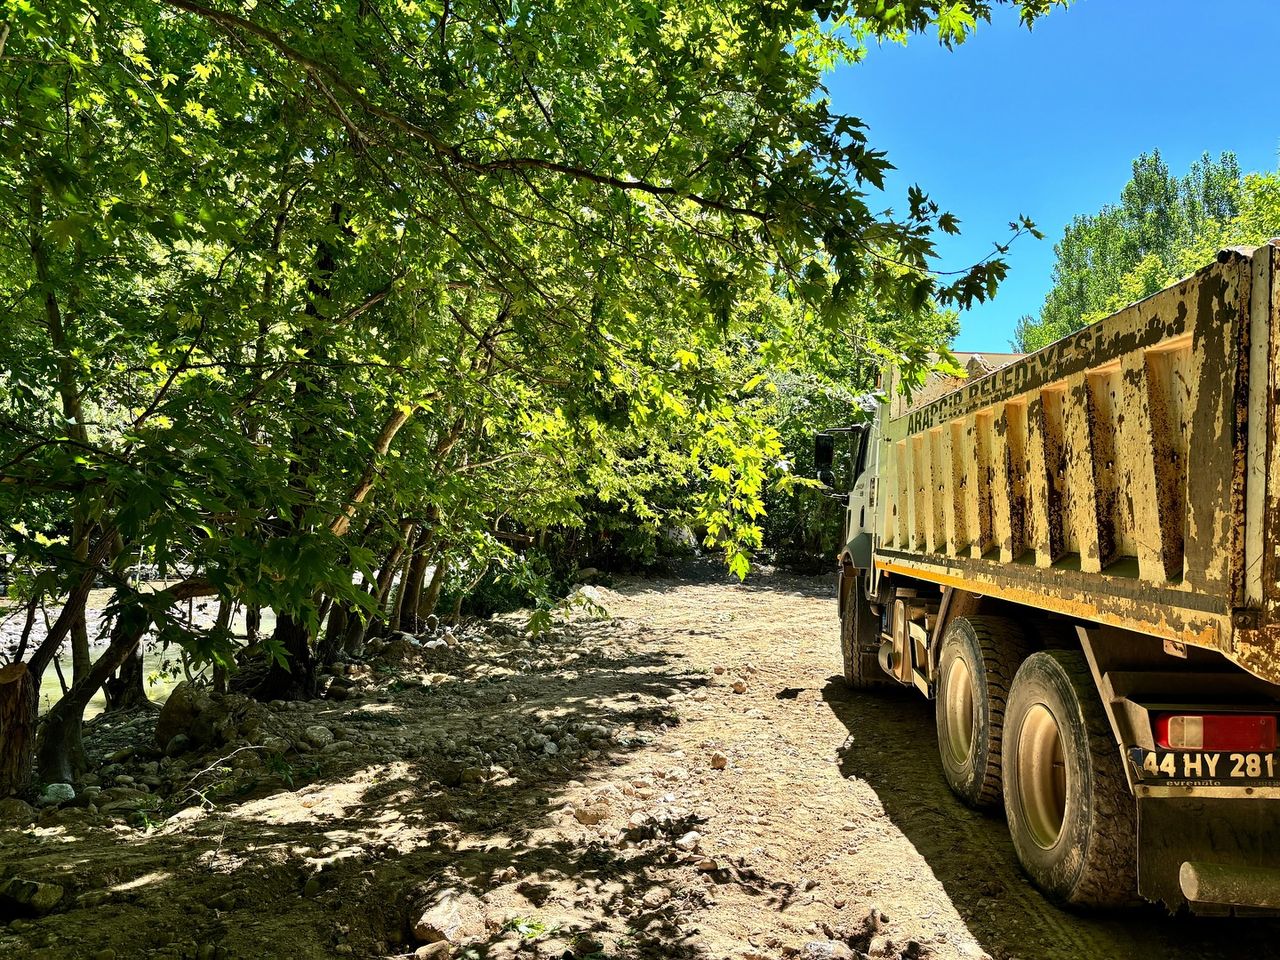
(0, 877, 64, 915)
(154, 682, 213, 748)
(155, 683, 267, 749)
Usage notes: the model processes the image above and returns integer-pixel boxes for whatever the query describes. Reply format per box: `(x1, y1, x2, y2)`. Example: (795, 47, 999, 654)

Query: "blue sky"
(826, 0, 1280, 351)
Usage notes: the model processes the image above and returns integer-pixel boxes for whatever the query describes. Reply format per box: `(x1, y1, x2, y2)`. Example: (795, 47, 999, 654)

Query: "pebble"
(675, 831, 701, 851)
(731, 680, 747, 694)
(800, 943, 855, 960)
(710, 752, 728, 770)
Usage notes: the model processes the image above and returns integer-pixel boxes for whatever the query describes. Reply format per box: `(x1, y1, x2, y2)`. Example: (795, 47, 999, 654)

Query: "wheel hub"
(1017, 703, 1068, 848)
(943, 656, 976, 766)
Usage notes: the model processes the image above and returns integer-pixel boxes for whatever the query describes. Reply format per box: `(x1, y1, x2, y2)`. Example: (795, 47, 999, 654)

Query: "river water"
(0, 587, 277, 718)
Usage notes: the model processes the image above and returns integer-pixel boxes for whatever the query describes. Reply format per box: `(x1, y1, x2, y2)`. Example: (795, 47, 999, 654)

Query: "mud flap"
(848, 531, 872, 569)
(1138, 795, 1280, 913)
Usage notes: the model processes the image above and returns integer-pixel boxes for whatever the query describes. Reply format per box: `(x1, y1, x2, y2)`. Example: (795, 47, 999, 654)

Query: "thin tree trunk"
(363, 521, 414, 642)
(421, 552, 449, 620)
(388, 550, 413, 636)
(102, 639, 148, 712)
(397, 525, 434, 633)
(212, 597, 232, 694)
(318, 603, 349, 664)
(342, 607, 367, 656)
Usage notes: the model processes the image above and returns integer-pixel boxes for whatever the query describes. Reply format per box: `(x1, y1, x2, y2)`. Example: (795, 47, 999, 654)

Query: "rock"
(413, 888, 486, 944)
(0, 877, 64, 915)
(95, 786, 150, 805)
(675, 831, 701, 852)
(165, 734, 193, 757)
(321, 740, 354, 755)
(573, 804, 610, 825)
(0, 797, 36, 825)
(37, 782, 75, 807)
(710, 751, 728, 770)
(799, 943, 855, 960)
(711, 665, 726, 675)
(304, 875, 323, 899)
(731, 679, 747, 694)
(543, 741, 559, 756)
(867, 935, 893, 957)
(641, 886, 671, 909)
(415, 944, 451, 959)
(155, 681, 211, 747)
(304, 725, 335, 748)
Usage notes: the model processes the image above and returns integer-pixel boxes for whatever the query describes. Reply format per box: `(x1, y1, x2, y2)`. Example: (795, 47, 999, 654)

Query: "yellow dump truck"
(816, 241, 1280, 912)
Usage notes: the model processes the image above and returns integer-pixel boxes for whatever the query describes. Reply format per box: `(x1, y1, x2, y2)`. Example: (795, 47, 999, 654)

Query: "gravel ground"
(1, 568, 1278, 959)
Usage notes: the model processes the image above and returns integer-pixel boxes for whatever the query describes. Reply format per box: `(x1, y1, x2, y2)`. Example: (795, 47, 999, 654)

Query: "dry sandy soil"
(1, 568, 1278, 959)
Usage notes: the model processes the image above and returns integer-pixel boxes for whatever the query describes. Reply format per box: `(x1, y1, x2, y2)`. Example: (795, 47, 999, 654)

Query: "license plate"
(1130, 747, 1280, 785)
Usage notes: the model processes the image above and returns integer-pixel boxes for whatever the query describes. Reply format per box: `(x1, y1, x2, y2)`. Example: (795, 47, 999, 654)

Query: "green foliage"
(0, 0, 1053, 745)
(1014, 150, 1273, 352)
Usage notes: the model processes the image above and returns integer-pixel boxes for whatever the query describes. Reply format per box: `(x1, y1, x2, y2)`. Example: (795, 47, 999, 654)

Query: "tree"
(1015, 150, 1248, 351)
(0, 0, 1058, 792)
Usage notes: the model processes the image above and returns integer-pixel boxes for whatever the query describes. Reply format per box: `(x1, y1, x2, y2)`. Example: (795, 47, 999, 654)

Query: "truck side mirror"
(814, 433, 835, 478)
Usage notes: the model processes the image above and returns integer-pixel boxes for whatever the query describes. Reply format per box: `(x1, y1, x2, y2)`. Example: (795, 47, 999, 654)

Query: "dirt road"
(2, 569, 1278, 959)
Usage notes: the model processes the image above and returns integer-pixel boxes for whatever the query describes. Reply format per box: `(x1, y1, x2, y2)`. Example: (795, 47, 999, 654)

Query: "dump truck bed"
(875, 242, 1280, 686)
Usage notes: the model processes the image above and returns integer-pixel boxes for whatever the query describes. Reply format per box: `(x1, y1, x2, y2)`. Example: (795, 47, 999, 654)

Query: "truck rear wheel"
(1002, 650, 1137, 907)
(840, 570, 885, 689)
(935, 616, 1028, 808)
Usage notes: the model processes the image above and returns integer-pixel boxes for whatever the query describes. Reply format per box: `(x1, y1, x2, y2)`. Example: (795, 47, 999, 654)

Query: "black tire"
(839, 570, 885, 688)
(1002, 650, 1137, 908)
(935, 616, 1029, 809)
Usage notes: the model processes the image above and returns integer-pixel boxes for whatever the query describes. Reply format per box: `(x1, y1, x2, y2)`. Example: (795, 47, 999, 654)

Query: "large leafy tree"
(0, 0, 1058, 792)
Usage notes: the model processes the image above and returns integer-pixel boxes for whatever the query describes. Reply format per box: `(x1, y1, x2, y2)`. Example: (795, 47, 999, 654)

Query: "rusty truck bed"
(875, 242, 1280, 686)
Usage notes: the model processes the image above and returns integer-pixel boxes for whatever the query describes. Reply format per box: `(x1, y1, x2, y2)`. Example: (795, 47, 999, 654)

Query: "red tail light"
(1154, 713, 1277, 752)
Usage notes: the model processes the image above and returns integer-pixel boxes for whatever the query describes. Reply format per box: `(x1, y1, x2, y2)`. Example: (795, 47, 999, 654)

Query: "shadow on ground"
(822, 677, 1280, 960)
(1, 632, 724, 960)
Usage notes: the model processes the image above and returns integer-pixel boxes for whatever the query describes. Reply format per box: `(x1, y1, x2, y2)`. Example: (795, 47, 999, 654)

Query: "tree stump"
(0, 663, 37, 797)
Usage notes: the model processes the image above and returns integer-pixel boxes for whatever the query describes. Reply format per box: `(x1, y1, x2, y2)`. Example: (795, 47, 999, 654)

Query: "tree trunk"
(397, 525, 434, 633)
(388, 551, 413, 636)
(102, 638, 149, 713)
(212, 597, 231, 694)
(255, 612, 316, 701)
(363, 521, 414, 643)
(421, 553, 449, 620)
(342, 608, 367, 656)
(317, 603, 349, 665)
(0, 664, 37, 798)
(36, 605, 152, 784)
